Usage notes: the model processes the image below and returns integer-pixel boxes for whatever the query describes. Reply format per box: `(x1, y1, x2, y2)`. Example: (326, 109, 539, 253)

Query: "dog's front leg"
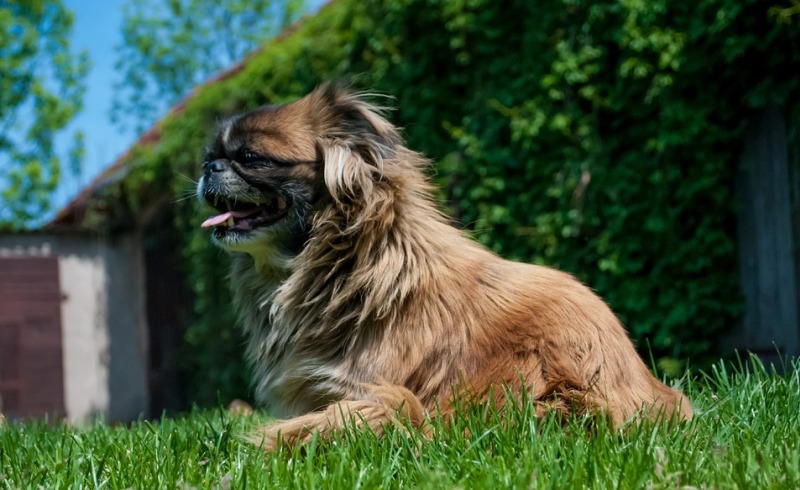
(249, 383, 428, 451)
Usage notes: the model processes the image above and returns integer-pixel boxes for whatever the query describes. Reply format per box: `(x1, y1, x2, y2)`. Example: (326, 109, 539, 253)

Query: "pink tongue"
(201, 209, 260, 228)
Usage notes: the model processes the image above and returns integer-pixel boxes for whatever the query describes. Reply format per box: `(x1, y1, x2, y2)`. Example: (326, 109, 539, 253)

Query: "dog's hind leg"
(249, 383, 428, 451)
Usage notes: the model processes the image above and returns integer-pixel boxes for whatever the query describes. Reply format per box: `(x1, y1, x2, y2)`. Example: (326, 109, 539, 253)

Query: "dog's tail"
(248, 383, 428, 451)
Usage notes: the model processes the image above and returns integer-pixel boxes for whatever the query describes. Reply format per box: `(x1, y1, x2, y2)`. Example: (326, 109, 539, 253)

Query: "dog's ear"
(296, 83, 401, 204)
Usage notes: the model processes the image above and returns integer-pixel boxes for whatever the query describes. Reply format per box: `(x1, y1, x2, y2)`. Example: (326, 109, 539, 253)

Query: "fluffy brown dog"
(197, 84, 692, 449)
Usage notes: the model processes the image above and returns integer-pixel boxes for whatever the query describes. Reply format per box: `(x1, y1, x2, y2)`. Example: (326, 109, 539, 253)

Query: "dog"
(197, 84, 693, 449)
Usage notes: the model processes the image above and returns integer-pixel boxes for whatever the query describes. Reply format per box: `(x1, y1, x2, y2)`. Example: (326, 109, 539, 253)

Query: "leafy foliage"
(86, 0, 799, 402)
(111, 0, 306, 133)
(770, 0, 800, 23)
(0, 0, 88, 228)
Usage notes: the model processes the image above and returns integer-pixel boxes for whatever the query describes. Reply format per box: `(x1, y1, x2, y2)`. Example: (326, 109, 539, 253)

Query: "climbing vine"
(86, 0, 799, 402)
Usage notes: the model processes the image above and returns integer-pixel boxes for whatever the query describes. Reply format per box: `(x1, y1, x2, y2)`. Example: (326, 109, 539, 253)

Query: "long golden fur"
(197, 84, 692, 450)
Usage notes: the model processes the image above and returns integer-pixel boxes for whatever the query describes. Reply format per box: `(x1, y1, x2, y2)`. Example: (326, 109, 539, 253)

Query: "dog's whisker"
(174, 171, 199, 185)
(174, 194, 199, 203)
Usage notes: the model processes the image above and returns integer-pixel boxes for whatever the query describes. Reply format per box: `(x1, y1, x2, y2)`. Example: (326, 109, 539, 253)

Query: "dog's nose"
(204, 159, 227, 173)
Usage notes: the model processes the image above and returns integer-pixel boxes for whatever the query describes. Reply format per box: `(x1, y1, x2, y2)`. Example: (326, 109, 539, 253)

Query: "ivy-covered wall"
(102, 0, 799, 404)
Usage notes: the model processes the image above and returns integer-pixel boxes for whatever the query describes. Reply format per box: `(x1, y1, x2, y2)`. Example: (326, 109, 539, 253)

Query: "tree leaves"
(0, 0, 89, 229)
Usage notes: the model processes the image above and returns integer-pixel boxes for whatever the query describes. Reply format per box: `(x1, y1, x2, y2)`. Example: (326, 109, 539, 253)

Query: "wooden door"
(0, 257, 65, 419)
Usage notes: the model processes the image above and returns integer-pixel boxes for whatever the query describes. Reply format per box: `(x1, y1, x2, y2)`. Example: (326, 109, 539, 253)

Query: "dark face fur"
(197, 104, 324, 256)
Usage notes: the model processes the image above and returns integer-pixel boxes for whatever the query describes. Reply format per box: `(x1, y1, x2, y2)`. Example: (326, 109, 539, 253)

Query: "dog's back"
(376, 234, 693, 423)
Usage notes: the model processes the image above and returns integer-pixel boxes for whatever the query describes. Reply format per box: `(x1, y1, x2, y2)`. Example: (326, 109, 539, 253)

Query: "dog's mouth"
(201, 193, 290, 234)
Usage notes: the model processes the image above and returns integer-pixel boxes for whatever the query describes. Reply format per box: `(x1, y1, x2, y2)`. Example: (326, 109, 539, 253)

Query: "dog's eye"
(242, 151, 259, 162)
(239, 151, 269, 167)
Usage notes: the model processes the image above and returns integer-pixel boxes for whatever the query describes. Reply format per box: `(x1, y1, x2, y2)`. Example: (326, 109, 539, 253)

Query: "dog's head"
(197, 84, 401, 259)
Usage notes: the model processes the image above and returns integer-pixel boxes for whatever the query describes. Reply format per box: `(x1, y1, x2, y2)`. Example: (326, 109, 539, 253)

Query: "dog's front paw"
(249, 418, 320, 451)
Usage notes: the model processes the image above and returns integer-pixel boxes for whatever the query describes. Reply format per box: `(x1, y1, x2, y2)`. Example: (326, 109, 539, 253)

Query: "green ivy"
(85, 0, 798, 403)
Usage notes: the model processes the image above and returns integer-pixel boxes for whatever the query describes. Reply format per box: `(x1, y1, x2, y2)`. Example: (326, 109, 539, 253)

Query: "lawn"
(1, 357, 798, 489)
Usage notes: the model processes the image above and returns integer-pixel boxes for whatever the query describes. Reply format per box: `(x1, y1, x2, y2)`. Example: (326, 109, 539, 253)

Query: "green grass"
(2, 357, 799, 489)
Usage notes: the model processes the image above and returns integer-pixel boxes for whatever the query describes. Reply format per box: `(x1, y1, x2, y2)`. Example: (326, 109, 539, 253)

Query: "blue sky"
(58, 0, 134, 209)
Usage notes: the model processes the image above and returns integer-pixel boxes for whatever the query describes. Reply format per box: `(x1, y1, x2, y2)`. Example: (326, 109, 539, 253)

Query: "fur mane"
(276, 87, 463, 344)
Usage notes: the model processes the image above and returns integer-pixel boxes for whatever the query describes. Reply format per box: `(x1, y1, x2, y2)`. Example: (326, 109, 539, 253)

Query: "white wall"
(58, 251, 110, 423)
